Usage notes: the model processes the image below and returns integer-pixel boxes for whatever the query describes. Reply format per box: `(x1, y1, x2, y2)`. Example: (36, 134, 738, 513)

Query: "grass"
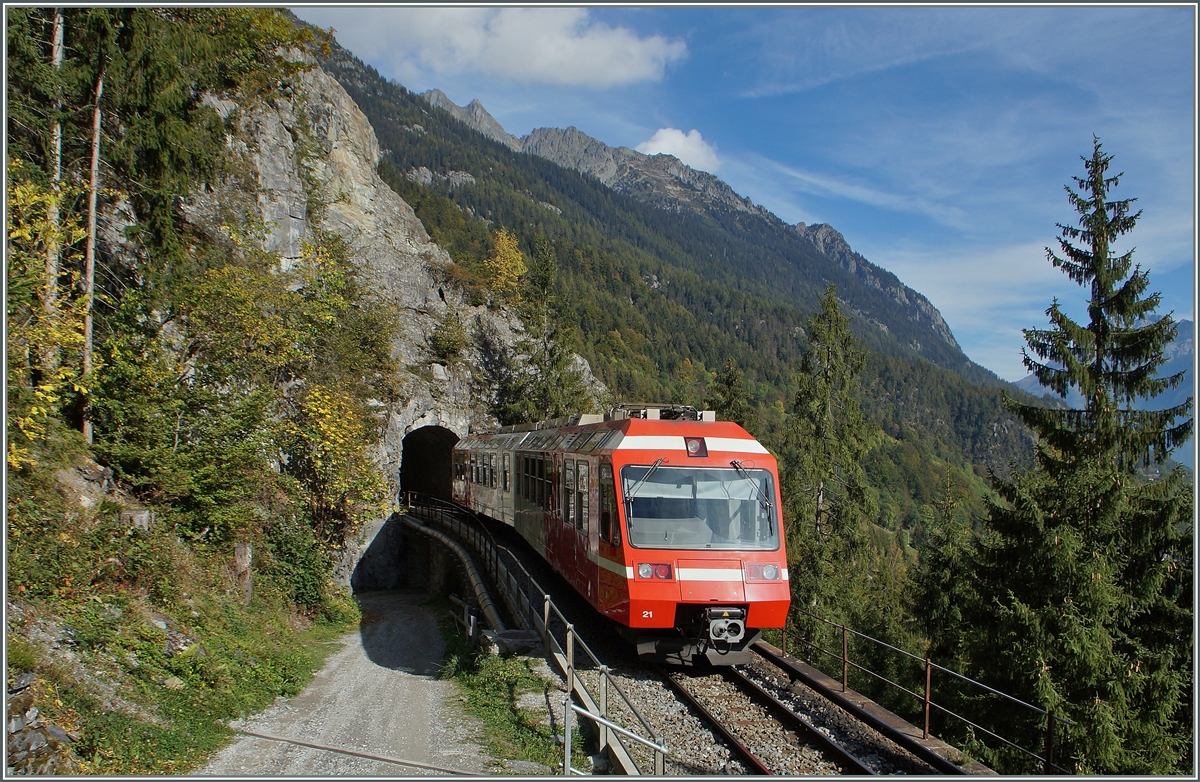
(7, 585, 358, 775)
(428, 596, 590, 774)
(5, 433, 363, 775)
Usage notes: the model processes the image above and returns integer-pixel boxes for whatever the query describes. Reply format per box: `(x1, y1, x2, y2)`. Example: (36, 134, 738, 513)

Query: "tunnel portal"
(399, 426, 459, 501)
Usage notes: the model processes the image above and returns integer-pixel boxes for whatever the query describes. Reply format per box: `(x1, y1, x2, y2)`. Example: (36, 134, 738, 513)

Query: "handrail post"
(543, 595, 551, 648)
(563, 696, 573, 776)
(599, 667, 609, 755)
(1044, 710, 1055, 775)
(566, 624, 575, 697)
(782, 625, 788, 657)
(654, 732, 665, 775)
(923, 657, 932, 739)
(842, 624, 849, 693)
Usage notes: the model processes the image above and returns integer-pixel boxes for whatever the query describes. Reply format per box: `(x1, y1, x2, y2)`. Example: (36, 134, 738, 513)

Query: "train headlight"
(745, 564, 780, 581)
(654, 564, 673, 579)
(636, 563, 674, 579)
(637, 563, 653, 579)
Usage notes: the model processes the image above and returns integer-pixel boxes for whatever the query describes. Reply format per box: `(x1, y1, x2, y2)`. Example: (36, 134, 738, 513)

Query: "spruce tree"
(958, 138, 1193, 774)
(782, 285, 880, 645)
(705, 358, 757, 433)
(493, 235, 590, 424)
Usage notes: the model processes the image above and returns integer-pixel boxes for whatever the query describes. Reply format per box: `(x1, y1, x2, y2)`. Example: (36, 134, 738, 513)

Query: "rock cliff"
(187, 61, 534, 491)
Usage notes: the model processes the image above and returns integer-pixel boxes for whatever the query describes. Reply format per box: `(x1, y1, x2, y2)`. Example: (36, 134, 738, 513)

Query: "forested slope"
(315, 37, 1038, 532)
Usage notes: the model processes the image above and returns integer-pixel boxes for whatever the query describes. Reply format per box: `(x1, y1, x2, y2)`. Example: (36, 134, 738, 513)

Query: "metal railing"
(563, 697, 668, 776)
(403, 493, 667, 776)
(781, 607, 1074, 774)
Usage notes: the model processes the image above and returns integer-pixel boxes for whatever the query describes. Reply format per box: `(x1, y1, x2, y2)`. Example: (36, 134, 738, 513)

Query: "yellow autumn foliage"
(482, 227, 527, 296)
(286, 384, 388, 544)
(6, 162, 91, 468)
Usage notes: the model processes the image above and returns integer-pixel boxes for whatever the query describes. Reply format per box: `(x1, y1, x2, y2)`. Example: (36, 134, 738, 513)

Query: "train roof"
(454, 414, 772, 460)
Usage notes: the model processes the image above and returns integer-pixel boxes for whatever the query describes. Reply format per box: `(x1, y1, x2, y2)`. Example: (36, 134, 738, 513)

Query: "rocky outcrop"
(795, 222, 960, 351)
(186, 62, 537, 499)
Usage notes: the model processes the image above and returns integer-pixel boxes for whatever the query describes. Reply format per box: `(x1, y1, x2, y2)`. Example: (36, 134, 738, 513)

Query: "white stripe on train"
(589, 552, 790, 582)
(613, 435, 770, 454)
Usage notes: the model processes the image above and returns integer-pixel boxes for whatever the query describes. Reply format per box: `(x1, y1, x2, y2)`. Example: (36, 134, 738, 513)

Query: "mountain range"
(423, 89, 966, 366)
(314, 31, 1191, 525)
(419, 86, 1193, 469)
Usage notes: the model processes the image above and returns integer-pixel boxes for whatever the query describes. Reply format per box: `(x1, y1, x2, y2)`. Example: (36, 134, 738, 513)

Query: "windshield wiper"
(730, 460, 774, 529)
(624, 457, 666, 514)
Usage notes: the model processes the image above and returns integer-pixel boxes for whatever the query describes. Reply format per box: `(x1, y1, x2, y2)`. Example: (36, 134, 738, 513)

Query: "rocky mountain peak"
(422, 89, 522, 151)
(794, 222, 960, 351)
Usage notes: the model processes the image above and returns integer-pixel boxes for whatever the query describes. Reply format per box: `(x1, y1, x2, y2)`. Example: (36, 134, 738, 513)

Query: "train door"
(548, 453, 564, 574)
(571, 458, 592, 599)
(597, 461, 624, 611)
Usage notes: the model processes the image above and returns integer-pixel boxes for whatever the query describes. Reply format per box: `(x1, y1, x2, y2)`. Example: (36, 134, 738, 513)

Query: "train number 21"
(642, 610, 653, 618)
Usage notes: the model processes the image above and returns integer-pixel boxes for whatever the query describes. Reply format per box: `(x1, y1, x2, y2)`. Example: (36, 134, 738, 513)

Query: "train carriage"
(452, 404, 790, 665)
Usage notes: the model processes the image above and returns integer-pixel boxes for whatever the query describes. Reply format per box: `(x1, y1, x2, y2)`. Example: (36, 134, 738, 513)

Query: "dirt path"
(194, 590, 495, 776)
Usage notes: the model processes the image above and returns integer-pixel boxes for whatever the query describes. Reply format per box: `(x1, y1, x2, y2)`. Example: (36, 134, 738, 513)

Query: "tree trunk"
(815, 479, 825, 533)
(42, 8, 64, 373)
(82, 64, 105, 445)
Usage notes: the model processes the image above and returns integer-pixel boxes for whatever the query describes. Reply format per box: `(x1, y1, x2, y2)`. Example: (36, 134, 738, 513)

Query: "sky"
(290, 5, 1196, 383)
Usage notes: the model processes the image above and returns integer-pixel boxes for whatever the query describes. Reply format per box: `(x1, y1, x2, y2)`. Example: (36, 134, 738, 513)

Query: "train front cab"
(604, 422, 790, 665)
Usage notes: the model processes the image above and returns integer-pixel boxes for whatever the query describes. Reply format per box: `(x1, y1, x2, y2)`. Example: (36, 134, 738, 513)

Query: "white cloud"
(636, 128, 722, 173)
(291, 7, 686, 88)
(764, 157, 969, 228)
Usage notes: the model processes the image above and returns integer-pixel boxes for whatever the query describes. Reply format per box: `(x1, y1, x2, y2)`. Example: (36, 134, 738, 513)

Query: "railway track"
(412, 498, 967, 776)
(660, 664, 873, 775)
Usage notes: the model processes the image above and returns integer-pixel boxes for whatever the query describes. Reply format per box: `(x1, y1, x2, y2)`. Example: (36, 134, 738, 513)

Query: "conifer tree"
(781, 285, 879, 641)
(955, 138, 1193, 774)
(706, 358, 757, 433)
(493, 235, 590, 424)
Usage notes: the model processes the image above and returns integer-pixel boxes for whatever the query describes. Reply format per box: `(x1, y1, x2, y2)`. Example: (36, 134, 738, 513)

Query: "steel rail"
(722, 666, 876, 776)
(655, 666, 774, 775)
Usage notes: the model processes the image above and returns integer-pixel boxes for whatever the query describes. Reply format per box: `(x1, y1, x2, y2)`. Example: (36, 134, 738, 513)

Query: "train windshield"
(620, 465, 780, 550)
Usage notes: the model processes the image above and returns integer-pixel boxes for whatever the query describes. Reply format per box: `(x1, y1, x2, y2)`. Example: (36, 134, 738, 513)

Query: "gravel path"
(194, 590, 495, 776)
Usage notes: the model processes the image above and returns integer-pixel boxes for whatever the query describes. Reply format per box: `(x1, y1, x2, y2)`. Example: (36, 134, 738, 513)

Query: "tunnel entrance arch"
(400, 426, 459, 501)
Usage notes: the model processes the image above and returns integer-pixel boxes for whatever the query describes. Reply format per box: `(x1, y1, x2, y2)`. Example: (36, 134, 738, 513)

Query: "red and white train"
(452, 404, 789, 665)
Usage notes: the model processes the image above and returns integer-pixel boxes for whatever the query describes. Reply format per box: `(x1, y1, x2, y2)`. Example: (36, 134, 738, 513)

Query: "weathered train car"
(452, 404, 789, 665)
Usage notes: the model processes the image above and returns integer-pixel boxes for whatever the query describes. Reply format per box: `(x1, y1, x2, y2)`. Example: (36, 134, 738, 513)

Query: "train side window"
(599, 463, 619, 546)
(537, 458, 545, 509)
(502, 454, 510, 492)
(564, 460, 575, 525)
(470, 454, 477, 484)
(489, 454, 496, 488)
(576, 460, 589, 533)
